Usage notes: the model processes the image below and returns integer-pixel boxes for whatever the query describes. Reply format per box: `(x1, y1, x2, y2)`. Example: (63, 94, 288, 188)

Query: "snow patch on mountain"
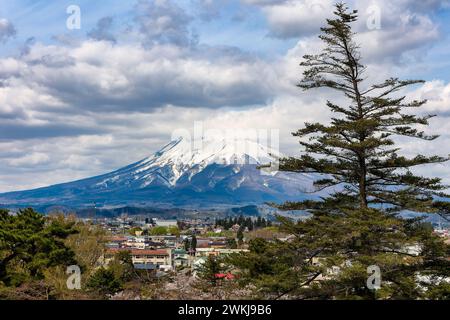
(98, 136, 281, 188)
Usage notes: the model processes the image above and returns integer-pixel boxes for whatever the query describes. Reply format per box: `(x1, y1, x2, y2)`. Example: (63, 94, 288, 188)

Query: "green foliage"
(237, 228, 244, 246)
(168, 226, 180, 236)
(65, 219, 106, 275)
(425, 282, 450, 300)
(108, 251, 135, 283)
(204, 230, 235, 237)
(128, 227, 143, 236)
(86, 267, 123, 297)
(216, 216, 270, 230)
(227, 238, 238, 249)
(191, 235, 197, 251)
(229, 3, 450, 300)
(196, 255, 226, 287)
(0, 208, 78, 287)
(231, 211, 450, 299)
(276, 3, 449, 214)
(228, 237, 301, 298)
(183, 235, 198, 253)
(228, 238, 272, 282)
(148, 225, 180, 236)
(149, 226, 168, 235)
(183, 238, 190, 251)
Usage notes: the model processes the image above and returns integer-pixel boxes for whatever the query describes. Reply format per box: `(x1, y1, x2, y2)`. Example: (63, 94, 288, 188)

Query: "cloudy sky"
(0, 0, 450, 192)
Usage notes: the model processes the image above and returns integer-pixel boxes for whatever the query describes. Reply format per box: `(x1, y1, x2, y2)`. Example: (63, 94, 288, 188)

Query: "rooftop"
(107, 248, 169, 256)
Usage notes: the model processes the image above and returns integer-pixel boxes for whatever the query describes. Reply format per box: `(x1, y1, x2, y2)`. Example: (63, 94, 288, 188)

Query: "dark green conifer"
(230, 3, 450, 300)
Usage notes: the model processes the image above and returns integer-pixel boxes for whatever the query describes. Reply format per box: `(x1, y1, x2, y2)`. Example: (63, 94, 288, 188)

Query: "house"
(195, 248, 248, 258)
(130, 249, 172, 270)
(196, 239, 210, 248)
(145, 241, 166, 249)
(106, 248, 172, 271)
(153, 219, 178, 227)
(172, 249, 191, 268)
(148, 235, 178, 247)
(106, 236, 129, 247)
(123, 236, 147, 249)
(209, 241, 227, 249)
(107, 236, 129, 243)
(133, 263, 157, 271)
(195, 237, 227, 249)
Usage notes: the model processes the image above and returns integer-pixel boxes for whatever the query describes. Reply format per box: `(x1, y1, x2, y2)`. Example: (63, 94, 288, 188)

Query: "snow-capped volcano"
(0, 137, 318, 208)
(98, 136, 281, 188)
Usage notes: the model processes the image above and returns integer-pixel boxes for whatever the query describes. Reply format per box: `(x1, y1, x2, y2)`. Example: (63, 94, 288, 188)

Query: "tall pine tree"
(279, 3, 449, 216)
(230, 3, 450, 299)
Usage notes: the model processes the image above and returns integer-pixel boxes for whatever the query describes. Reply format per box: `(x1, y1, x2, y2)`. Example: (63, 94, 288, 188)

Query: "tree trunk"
(359, 156, 368, 209)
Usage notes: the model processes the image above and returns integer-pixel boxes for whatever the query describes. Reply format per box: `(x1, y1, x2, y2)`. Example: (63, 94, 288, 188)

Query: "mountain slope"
(0, 137, 320, 208)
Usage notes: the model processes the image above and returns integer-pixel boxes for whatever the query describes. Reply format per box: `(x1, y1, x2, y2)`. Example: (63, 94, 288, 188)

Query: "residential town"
(95, 215, 262, 275)
(85, 214, 450, 282)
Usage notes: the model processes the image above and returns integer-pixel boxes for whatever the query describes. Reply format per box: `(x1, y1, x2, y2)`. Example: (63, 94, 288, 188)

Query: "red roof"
(215, 273, 235, 280)
(107, 236, 128, 242)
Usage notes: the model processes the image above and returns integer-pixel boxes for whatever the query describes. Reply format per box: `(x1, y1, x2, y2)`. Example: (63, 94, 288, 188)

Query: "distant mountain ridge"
(0, 137, 321, 209)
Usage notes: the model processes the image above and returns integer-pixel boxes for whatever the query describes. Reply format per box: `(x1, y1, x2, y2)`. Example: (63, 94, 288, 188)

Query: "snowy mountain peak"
(127, 136, 281, 187)
(142, 136, 280, 167)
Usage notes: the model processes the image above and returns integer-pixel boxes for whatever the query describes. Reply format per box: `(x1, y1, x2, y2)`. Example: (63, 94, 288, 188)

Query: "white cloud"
(0, 40, 276, 119)
(409, 80, 450, 114)
(243, 0, 444, 63)
(249, 0, 334, 38)
(9, 152, 50, 167)
(356, 10, 439, 63)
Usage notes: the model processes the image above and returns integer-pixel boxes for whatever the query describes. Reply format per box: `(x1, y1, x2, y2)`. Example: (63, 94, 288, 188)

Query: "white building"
(154, 219, 178, 227)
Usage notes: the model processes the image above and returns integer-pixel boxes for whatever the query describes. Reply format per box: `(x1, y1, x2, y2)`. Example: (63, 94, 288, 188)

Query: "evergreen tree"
(231, 3, 450, 299)
(256, 217, 262, 228)
(227, 238, 299, 298)
(86, 267, 122, 298)
(0, 208, 78, 287)
(196, 255, 224, 287)
(279, 3, 450, 215)
(108, 251, 134, 282)
(191, 235, 197, 251)
(237, 228, 244, 246)
(227, 217, 233, 229)
(227, 238, 238, 249)
(245, 217, 253, 231)
(183, 238, 190, 251)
